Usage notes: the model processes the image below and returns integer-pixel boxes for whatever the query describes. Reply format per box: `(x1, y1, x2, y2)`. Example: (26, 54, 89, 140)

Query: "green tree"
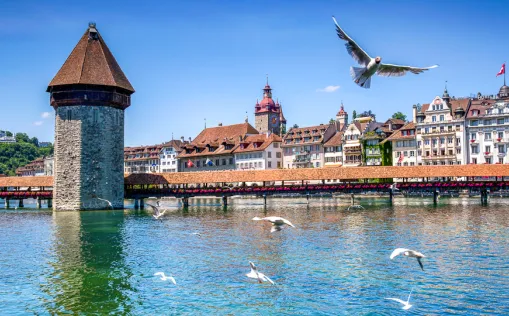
(292, 124, 299, 129)
(329, 118, 335, 124)
(6, 131, 12, 137)
(15, 133, 30, 143)
(359, 110, 376, 120)
(391, 111, 407, 121)
(30, 137, 39, 147)
(352, 110, 357, 120)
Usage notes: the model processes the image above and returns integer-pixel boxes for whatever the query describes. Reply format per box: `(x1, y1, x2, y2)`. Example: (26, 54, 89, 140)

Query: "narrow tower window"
(93, 108, 98, 124)
(116, 112, 119, 125)
(67, 109, 72, 121)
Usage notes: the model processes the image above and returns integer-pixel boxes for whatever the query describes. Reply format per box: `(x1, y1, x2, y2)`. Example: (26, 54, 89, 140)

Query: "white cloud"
(41, 112, 50, 119)
(33, 121, 43, 126)
(316, 85, 340, 93)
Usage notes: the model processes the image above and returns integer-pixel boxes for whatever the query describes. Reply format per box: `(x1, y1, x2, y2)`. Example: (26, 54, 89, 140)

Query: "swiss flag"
(496, 63, 505, 77)
(187, 159, 194, 168)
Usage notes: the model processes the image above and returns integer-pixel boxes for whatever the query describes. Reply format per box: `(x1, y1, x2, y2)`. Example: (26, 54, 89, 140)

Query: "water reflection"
(43, 211, 134, 314)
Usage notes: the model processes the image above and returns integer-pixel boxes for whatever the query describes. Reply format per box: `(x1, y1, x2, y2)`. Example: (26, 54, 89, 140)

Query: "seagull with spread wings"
(386, 288, 413, 310)
(390, 248, 426, 271)
(146, 201, 167, 219)
(332, 16, 438, 88)
(252, 216, 295, 233)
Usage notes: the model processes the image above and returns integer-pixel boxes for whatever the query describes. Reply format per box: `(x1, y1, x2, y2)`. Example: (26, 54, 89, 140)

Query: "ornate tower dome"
(254, 77, 284, 135)
(47, 23, 134, 211)
(498, 85, 509, 99)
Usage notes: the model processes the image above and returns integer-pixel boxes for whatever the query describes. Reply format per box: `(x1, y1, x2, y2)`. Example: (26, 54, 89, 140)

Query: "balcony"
(421, 130, 456, 136)
(344, 147, 362, 154)
(484, 152, 492, 157)
(422, 154, 457, 160)
(470, 139, 478, 144)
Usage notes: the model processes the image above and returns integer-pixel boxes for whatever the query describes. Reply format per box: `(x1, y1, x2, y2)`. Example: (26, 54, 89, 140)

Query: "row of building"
(15, 82, 509, 177)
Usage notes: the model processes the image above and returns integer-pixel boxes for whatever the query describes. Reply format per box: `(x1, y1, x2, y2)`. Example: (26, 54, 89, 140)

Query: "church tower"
(254, 79, 284, 135)
(335, 102, 348, 131)
(47, 23, 135, 210)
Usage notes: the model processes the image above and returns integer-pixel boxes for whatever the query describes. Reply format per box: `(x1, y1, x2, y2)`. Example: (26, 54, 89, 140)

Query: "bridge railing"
(0, 191, 53, 199)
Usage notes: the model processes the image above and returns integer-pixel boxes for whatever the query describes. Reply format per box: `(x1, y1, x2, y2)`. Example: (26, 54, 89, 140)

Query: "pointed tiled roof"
(192, 122, 259, 145)
(47, 23, 134, 93)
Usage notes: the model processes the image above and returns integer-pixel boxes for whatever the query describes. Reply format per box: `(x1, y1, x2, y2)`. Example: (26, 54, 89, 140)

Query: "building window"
(497, 118, 505, 125)
(222, 159, 226, 165)
(316, 162, 320, 167)
(276, 152, 281, 158)
(268, 161, 272, 168)
(486, 157, 492, 164)
(485, 146, 491, 153)
(499, 157, 504, 164)
(470, 120, 478, 126)
(485, 133, 491, 141)
(215, 159, 219, 166)
(439, 115, 445, 121)
(277, 161, 281, 168)
(229, 158, 233, 164)
(499, 145, 505, 153)
(432, 116, 436, 122)
(472, 146, 479, 154)
(268, 151, 272, 158)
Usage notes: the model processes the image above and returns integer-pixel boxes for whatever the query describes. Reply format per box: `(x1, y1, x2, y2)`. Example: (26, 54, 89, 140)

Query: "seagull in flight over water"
(146, 201, 167, 219)
(246, 261, 275, 285)
(390, 248, 426, 271)
(154, 272, 176, 285)
(332, 16, 438, 88)
(386, 288, 413, 310)
(252, 216, 296, 232)
(95, 197, 113, 209)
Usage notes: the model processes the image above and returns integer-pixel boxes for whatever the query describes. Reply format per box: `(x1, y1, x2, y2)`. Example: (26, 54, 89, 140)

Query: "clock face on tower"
(271, 116, 278, 127)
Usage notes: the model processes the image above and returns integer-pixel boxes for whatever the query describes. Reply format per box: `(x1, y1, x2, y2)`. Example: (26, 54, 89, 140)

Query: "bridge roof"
(0, 176, 53, 187)
(2, 165, 509, 187)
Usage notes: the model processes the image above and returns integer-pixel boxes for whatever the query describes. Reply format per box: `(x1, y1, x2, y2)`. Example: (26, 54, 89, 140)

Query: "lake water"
(0, 197, 508, 315)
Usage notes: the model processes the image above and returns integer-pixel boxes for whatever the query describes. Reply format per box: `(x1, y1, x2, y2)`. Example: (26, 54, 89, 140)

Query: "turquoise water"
(0, 197, 508, 315)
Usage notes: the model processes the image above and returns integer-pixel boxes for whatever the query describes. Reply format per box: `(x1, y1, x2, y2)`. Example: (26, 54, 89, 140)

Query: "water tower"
(47, 23, 135, 210)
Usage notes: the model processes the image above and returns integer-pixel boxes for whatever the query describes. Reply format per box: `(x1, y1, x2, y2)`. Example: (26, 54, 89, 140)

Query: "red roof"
(324, 131, 344, 147)
(47, 23, 134, 93)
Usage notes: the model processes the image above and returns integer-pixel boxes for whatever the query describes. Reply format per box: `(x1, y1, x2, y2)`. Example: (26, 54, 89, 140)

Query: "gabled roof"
(233, 134, 282, 153)
(419, 98, 470, 114)
(192, 123, 258, 145)
(465, 99, 498, 118)
(282, 124, 332, 145)
(47, 23, 134, 93)
(161, 140, 184, 149)
(380, 122, 416, 144)
(324, 131, 344, 147)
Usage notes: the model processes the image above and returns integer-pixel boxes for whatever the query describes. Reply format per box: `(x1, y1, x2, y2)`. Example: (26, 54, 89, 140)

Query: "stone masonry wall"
(255, 114, 268, 134)
(54, 106, 124, 210)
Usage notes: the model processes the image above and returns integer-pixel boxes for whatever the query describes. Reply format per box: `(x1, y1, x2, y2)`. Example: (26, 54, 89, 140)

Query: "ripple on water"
(0, 199, 508, 315)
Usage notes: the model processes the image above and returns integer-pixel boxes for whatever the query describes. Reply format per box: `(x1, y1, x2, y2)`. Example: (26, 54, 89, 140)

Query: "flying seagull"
(146, 201, 167, 219)
(154, 272, 176, 285)
(386, 289, 413, 310)
(390, 183, 399, 191)
(390, 248, 426, 271)
(332, 16, 438, 88)
(246, 261, 275, 285)
(252, 216, 295, 233)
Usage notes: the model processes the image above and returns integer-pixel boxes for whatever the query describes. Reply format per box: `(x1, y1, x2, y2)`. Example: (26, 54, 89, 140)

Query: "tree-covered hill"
(0, 133, 53, 176)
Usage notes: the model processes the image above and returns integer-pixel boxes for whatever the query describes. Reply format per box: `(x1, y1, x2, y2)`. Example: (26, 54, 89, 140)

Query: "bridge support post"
(18, 199, 24, 208)
(182, 197, 189, 208)
(140, 198, 145, 210)
(37, 197, 42, 209)
(222, 195, 228, 207)
(134, 199, 139, 210)
(48, 199, 52, 208)
(389, 189, 393, 204)
(350, 193, 355, 206)
(481, 189, 489, 205)
(433, 190, 439, 205)
(263, 194, 267, 207)
(306, 192, 310, 204)
(5, 199, 9, 209)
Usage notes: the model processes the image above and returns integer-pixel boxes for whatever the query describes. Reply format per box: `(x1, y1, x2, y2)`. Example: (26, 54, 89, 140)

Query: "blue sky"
(1, 0, 508, 146)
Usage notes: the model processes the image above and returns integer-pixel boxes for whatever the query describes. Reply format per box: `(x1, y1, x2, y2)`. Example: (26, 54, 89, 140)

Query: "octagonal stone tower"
(47, 23, 135, 210)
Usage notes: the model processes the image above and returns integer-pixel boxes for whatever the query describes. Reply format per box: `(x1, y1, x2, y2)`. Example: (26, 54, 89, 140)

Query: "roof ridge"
(97, 32, 116, 87)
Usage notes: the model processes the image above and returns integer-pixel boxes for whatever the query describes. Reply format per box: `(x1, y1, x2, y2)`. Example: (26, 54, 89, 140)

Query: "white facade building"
(234, 134, 282, 170)
(466, 88, 509, 164)
(160, 139, 185, 172)
(342, 117, 373, 167)
(414, 89, 469, 166)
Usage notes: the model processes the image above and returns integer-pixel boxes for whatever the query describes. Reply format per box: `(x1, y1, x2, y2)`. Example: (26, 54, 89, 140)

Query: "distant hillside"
(0, 133, 53, 176)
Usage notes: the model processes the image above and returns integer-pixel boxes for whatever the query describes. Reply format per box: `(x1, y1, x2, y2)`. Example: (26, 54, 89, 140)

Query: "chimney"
(188, 137, 192, 142)
(218, 122, 223, 126)
(238, 135, 243, 142)
(181, 136, 185, 142)
(412, 105, 417, 123)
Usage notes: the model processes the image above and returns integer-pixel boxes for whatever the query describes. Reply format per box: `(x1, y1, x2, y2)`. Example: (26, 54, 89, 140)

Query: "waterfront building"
(361, 118, 404, 166)
(466, 85, 509, 164)
(160, 139, 186, 172)
(342, 117, 374, 167)
(48, 23, 135, 210)
(380, 122, 417, 166)
(178, 122, 259, 172)
(234, 133, 283, 170)
(16, 157, 45, 176)
(414, 88, 469, 166)
(38, 142, 52, 148)
(324, 131, 344, 167)
(254, 81, 287, 136)
(124, 144, 163, 174)
(282, 124, 336, 169)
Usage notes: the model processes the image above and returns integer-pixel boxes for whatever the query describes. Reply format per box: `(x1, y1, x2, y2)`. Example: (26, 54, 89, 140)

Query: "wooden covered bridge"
(1, 165, 509, 208)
